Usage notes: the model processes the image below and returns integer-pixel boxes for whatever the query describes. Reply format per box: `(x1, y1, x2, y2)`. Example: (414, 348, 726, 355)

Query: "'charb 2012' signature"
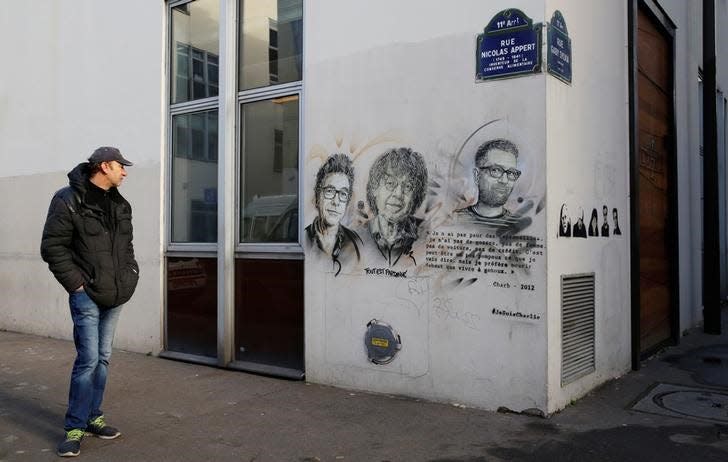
(433, 297, 481, 330)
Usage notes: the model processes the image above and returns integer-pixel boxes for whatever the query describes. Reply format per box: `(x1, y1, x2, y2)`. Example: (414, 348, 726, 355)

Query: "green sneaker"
(57, 428, 84, 457)
(85, 415, 121, 440)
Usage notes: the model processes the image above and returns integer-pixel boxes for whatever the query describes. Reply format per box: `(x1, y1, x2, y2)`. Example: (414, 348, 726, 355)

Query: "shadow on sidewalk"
(0, 389, 62, 445)
(481, 423, 728, 462)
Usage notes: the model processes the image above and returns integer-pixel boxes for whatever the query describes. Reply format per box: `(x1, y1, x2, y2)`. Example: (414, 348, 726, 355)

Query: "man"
(572, 207, 587, 238)
(454, 139, 522, 230)
(366, 147, 428, 266)
(588, 208, 600, 237)
(613, 207, 622, 235)
(41, 146, 139, 457)
(601, 205, 610, 237)
(558, 203, 571, 237)
(306, 153, 362, 276)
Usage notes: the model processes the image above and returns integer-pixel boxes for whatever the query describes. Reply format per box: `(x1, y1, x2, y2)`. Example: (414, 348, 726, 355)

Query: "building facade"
(1, 0, 727, 414)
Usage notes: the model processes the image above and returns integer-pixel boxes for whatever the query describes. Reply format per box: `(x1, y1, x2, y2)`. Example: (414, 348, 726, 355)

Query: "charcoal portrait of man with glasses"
(365, 147, 428, 267)
(306, 153, 363, 276)
(454, 138, 523, 229)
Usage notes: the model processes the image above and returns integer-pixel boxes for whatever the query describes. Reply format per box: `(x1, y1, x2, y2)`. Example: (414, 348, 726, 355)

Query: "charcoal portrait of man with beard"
(454, 138, 522, 230)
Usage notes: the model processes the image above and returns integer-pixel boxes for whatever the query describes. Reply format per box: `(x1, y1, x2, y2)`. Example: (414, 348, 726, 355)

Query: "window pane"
(240, 96, 299, 243)
(171, 0, 219, 104)
(172, 110, 219, 243)
(238, 0, 302, 90)
(234, 258, 303, 370)
(207, 62, 219, 85)
(208, 111, 218, 162)
(167, 257, 217, 358)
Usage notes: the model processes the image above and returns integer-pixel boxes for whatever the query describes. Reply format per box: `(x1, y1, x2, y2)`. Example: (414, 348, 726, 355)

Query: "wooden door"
(637, 8, 674, 352)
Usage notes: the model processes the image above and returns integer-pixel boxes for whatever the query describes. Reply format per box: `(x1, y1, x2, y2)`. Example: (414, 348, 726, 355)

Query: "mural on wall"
(418, 119, 547, 329)
(613, 208, 622, 235)
(307, 7, 552, 370)
(558, 203, 571, 237)
(558, 204, 622, 239)
(306, 153, 363, 276)
(573, 207, 587, 238)
(454, 139, 525, 231)
(422, 120, 545, 285)
(309, 118, 547, 348)
(601, 205, 610, 237)
(588, 208, 599, 236)
(363, 147, 428, 267)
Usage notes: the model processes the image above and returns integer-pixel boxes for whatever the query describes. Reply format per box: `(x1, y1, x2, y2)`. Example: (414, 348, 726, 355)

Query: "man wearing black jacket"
(41, 146, 139, 457)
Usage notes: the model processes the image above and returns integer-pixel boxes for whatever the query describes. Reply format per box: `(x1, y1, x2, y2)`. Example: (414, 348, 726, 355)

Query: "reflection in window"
(239, 0, 302, 90)
(172, 110, 219, 243)
(240, 96, 299, 243)
(171, 0, 220, 103)
(167, 257, 218, 358)
(234, 258, 303, 370)
(269, 23, 279, 84)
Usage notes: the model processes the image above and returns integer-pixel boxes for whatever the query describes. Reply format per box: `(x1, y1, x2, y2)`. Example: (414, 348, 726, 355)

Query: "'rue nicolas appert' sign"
(476, 9, 542, 81)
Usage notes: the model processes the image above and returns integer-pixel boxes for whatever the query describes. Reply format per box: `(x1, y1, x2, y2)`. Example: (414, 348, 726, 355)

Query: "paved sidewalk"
(1, 313, 727, 462)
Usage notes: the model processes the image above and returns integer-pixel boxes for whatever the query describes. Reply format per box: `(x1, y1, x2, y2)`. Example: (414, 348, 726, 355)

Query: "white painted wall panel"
(544, 0, 631, 412)
(0, 0, 165, 354)
(304, 0, 549, 411)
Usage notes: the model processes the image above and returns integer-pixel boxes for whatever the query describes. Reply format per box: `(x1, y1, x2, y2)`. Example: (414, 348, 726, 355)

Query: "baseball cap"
(88, 146, 133, 166)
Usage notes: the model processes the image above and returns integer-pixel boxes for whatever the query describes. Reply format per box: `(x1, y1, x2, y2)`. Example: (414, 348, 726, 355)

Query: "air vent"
(561, 273, 596, 386)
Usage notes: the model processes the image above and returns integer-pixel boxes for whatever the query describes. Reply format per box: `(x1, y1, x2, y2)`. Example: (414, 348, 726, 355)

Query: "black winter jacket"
(41, 163, 139, 308)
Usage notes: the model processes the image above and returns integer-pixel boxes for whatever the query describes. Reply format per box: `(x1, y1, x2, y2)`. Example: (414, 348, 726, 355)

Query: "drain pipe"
(703, 0, 721, 335)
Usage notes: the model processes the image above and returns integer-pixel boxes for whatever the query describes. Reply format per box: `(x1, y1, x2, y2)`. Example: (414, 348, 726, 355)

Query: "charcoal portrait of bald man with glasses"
(454, 138, 523, 230)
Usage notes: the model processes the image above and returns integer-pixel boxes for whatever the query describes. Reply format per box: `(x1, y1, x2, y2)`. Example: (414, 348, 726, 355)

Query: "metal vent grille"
(561, 273, 596, 386)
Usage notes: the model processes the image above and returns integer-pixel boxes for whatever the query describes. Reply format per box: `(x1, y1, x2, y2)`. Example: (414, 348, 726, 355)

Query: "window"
(239, 97, 299, 243)
(167, 257, 217, 358)
(169, 0, 220, 246)
(238, 0, 302, 90)
(171, 110, 219, 243)
(171, 0, 220, 104)
(166, 0, 303, 374)
(166, 0, 220, 364)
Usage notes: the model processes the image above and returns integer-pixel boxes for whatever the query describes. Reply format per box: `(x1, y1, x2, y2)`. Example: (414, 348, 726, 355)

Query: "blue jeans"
(65, 291, 122, 430)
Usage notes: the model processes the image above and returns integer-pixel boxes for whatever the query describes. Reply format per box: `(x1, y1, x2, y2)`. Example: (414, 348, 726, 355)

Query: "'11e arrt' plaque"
(476, 9, 542, 81)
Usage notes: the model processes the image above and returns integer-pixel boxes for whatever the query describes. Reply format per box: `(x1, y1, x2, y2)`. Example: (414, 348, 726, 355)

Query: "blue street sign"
(476, 9, 542, 81)
(547, 10, 572, 84)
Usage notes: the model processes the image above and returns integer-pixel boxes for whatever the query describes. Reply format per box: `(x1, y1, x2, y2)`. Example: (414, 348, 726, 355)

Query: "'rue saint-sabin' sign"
(547, 10, 572, 84)
(476, 9, 542, 81)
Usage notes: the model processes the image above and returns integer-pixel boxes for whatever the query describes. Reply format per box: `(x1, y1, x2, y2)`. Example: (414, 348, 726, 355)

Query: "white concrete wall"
(304, 0, 549, 411)
(0, 0, 165, 354)
(659, 0, 728, 333)
(670, 0, 706, 333)
(544, 0, 631, 413)
(543, 0, 728, 413)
